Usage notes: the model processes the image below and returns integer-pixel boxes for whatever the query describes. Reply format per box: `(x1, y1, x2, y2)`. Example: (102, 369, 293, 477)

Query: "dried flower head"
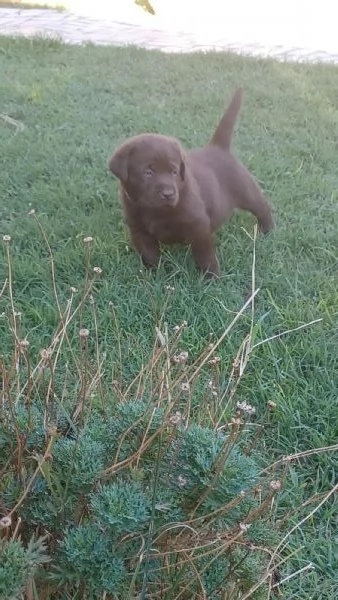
(89, 294, 95, 304)
(79, 328, 89, 339)
(209, 356, 221, 366)
(0, 516, 11, 529)
(267, 400, 277, 410)
(173, 320, 187, 334)
(236, 401, 256, 416)
(165, 285, 175, 292)
(256, 484, 263, 493)
(46, 426, 58, 438)
(83, 236, 93, 244)
(207, 380, 218, 396)
(28, 208, 35, 216)
(181, 382, 190, 392)
(93, 266, 102, 274)
(18, 339, 30, 351)
(70, 286, 78, 294)
(239, 522, 251, 532)
(177, 475, 187, 488)
(169, 412, 182, 426)
(270, 480, 282, 491)
(40, 348, 51, 361)
(232, 357, 240, 372)
(2, 234, 11, 243)
(173, 351, 189, 364)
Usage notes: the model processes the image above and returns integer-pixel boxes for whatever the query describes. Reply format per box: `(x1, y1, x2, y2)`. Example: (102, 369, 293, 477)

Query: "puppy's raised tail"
(209, 87, 243, 150)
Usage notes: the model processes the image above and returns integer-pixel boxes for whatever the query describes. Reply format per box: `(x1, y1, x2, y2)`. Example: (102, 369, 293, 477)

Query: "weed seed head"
(0, 516, 11, 529)
(267, 401, 277, 410)
(208, 356, 220, 366)
(173, 351, 188, 364)
(18, 339, 30, 352)
(236, 401, 256, 416)
(169, 412, 182, 426)
(270, 480, 281, 491)
(40, 348, 51, 361)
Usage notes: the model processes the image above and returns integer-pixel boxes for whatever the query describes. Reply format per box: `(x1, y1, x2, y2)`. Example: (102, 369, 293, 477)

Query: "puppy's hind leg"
(234, 166, 274, 233)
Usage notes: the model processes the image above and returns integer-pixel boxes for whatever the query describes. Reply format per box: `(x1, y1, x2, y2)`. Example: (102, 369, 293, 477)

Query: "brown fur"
(108, 87, 274, 277)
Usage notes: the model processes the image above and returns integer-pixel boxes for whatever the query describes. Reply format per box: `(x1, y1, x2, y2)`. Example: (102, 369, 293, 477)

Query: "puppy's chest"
(143, 213, 187, 244)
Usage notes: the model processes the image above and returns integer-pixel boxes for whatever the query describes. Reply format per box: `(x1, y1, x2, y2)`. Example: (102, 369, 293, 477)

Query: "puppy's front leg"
(190, 223, 220, 277)
(129, 229, 160, 268)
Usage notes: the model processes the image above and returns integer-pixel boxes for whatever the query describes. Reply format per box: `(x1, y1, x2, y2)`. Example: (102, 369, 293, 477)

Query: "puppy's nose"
(161, 190, 176, 202)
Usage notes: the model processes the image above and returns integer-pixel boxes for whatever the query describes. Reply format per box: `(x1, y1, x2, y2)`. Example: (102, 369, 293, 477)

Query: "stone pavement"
(0, 3, 338, 64)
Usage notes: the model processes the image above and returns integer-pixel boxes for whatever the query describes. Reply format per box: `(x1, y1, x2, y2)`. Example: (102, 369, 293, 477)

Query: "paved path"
(0, 3, 338, 64)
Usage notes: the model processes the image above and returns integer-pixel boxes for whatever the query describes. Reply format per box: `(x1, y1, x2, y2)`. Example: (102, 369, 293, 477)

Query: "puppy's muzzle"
(160, 189, 178, 206)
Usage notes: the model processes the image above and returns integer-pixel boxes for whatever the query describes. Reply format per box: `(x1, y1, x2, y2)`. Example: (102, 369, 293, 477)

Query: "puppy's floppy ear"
(174, 141, 186, 181)
(108, 140, 133, 183)
(179, 157, 185, 181)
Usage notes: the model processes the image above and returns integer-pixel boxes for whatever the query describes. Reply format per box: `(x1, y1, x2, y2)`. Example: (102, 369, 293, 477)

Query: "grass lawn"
(0, 0, 65, 8)
(0, 0, 153, 14)
(1, 36, 338, 597)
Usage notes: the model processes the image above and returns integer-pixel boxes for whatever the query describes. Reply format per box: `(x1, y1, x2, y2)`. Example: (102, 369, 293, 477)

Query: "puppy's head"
(108, 133, 185, 209)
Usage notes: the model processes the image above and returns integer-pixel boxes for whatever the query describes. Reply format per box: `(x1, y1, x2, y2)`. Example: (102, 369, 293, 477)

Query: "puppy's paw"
(203, 269, 220, 280)
(258, 213, 275, 234)
(191, 235, 220, 279)
(201, 260, 220, 279)
(141, 255, 160, 269)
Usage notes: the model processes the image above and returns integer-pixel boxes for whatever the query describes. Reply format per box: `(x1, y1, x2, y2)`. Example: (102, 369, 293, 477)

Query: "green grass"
(1, 36, 338, 597)
(0, 0, 154, 13)
(0, 0, 65, 8)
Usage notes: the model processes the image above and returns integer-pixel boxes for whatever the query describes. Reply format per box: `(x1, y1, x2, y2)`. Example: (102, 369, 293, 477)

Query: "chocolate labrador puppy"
(108, 87, 274, 277)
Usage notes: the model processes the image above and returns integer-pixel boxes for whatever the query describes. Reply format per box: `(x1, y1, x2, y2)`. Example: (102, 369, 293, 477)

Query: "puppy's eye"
(144, 168, 154, 178)
(172, 167, 178, 176)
